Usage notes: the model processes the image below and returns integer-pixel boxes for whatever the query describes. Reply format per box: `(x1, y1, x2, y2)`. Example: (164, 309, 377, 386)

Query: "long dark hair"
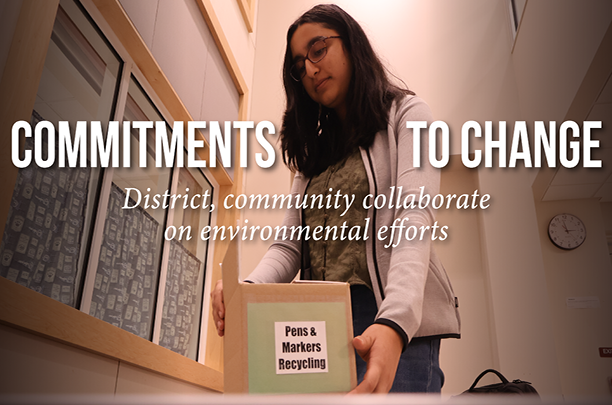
(281, 4, 413, 177)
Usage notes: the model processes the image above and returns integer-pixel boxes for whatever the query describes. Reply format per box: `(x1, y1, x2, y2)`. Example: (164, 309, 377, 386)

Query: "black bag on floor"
(462, 369, 539, 396)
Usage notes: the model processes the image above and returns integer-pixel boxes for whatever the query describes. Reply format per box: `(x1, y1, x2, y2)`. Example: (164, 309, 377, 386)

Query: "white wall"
(435, 162, 496, 394)
(478, 166, 563, 393)
(512, 0, 612, 123)
(478, 0, 612, 397)
(535, 198, 612, 397)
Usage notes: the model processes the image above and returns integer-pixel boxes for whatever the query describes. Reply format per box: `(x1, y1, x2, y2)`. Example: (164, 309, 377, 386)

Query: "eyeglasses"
(290, 36, 342, 81)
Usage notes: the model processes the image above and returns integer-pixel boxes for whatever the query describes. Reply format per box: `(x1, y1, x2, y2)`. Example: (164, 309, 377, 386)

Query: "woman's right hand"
(211, 279, 225, 336)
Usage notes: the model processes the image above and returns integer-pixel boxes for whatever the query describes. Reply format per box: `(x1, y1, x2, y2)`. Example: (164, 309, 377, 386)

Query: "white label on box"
(274, 321, 328, 375)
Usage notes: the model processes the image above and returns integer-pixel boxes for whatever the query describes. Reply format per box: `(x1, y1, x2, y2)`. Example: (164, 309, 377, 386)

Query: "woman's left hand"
(348, 323, 403, 394)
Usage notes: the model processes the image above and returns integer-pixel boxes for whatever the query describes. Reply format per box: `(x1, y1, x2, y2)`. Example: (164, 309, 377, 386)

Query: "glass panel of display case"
(0, 0, 122, 307)
(159, 166, 212, 359)
(89, 76, 170, 339)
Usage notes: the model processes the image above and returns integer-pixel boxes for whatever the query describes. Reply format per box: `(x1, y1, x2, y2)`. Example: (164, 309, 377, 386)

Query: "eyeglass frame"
(289, 35, 342, 81)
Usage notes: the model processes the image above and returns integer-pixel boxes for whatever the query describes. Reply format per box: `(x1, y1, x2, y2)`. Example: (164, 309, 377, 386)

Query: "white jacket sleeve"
(373, 96, 439, 342)
(245, 172, 306, 284)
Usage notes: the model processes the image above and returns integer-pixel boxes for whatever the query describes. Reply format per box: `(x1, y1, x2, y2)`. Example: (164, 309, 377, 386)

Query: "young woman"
(212, 4, 460, 393)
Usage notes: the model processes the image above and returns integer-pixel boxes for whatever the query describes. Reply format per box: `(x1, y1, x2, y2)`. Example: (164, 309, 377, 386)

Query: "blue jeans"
(351, 285, 444, 393)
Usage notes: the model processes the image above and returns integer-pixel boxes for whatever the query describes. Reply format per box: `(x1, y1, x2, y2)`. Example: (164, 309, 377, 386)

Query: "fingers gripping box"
(222, 240, 357, 393)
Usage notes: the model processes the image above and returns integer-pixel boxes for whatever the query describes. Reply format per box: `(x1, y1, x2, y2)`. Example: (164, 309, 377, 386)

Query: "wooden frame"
(0, 0, 59, 240)
(0, 0, 251, 391)
(236, 0, 256, 33)
(0, 276, 223, 390)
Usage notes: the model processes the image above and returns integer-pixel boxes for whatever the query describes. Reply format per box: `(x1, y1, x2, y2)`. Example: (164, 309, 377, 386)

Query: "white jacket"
(247, 95, 461, 344)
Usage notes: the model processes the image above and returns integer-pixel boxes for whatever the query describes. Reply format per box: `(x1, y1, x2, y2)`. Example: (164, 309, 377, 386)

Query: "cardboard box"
(222, 240, 357, 393)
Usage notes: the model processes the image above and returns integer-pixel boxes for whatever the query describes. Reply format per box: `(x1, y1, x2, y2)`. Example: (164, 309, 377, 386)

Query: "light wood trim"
(204, 186, 231, 372)
(193, 0, 252, 372)
(90, 0, 233, 187)
(0, 277, 223, 392)
(195, 0, 248, 97)
(0, 0, 59, 239)
(236, 0, 256, 33)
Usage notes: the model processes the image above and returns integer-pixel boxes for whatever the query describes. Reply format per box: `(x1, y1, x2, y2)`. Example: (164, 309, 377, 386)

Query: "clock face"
(548, 213, 586, 250)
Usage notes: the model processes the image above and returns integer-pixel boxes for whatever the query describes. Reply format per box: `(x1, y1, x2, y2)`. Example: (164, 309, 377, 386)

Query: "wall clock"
(548, 213, 586, 250)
